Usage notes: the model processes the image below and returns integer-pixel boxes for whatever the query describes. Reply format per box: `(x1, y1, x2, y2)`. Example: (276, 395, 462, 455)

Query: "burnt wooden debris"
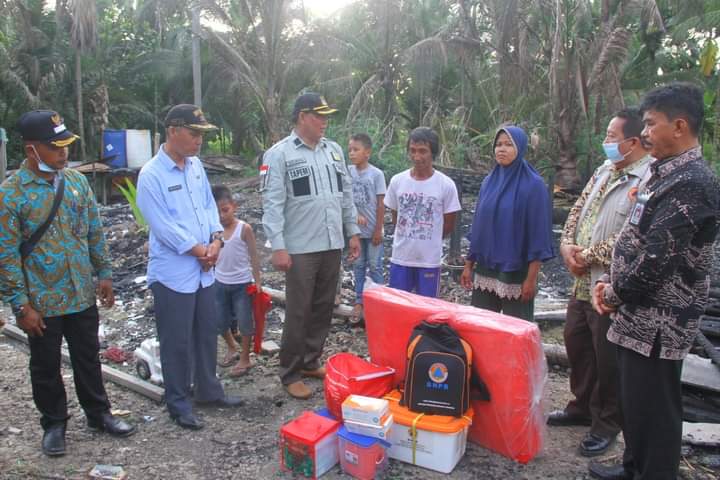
(2, 323, 164, 402)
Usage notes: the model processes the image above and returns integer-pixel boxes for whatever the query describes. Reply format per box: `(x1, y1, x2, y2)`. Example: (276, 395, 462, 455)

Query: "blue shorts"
(388, 263, 441, 298)
(215, 281, 253, 336)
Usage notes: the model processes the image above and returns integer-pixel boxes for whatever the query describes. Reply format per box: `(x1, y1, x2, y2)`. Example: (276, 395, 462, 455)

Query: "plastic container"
(384, 389, 472, 473)
(342, 395, 389, 426)
(314, 407, 337, 420)
(102, 129, 127, 168)
(280, 411, 339, 478)
(337, 426, 389, 480)
(126, 129, 152, 169)
(324, 352, 395, 420)
(344, 414, 393, 440)
(363, 285, 546, 464)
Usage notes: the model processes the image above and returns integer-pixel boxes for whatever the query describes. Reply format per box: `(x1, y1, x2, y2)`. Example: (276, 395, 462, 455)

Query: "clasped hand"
(560, 244, 588, 277)
(592, 282, 616, 315)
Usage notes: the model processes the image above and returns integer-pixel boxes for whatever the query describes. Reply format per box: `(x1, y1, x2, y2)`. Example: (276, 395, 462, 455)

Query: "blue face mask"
(31, 145, 62, 173)
(602, 138, 634, 164)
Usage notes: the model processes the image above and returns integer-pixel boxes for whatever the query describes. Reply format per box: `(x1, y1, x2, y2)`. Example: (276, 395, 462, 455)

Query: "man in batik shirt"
(0, 110, 135, 457)
(590, 83, 720, 479)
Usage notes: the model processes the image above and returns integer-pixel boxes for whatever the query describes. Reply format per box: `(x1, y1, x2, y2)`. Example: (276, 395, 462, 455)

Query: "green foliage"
(1, 0, 719, 188)
(115, 178, 147, 232)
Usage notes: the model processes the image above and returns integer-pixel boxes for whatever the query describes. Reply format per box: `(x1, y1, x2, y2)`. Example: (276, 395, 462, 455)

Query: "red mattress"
(363, 285, 547, 464)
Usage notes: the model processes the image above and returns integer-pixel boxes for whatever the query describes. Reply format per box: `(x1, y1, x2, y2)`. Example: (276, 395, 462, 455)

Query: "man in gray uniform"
(262, 93, 360, 399)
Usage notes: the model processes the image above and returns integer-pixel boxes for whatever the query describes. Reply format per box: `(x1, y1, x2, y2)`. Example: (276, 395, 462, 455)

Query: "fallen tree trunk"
(543, 343, 569, 368)
(264, 286, 568, 324)
(542, 342, 720, 394)
(263, 286, 354, 318)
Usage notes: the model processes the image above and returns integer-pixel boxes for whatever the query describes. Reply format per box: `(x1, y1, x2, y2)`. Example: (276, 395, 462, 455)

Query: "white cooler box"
(385, 389, 472, 474)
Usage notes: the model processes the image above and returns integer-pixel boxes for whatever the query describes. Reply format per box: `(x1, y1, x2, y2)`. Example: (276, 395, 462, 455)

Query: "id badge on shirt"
(629, 190, 653, 226)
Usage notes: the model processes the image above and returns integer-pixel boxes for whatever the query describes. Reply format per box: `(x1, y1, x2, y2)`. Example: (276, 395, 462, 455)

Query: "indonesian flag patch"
(259, 164, 269, 191)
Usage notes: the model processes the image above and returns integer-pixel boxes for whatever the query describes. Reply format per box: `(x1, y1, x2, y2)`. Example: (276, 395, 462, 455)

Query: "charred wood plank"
(700, 316, 720, 338)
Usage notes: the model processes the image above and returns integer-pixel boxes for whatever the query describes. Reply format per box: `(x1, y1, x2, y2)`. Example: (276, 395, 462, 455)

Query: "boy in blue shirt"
(348, 133, 386, 323)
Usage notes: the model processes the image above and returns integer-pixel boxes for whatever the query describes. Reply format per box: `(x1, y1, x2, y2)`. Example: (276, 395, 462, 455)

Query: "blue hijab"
(467, 126, 555, 272)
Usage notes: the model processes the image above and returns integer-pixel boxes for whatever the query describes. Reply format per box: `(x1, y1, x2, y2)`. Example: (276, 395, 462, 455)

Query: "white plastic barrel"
(126, 129, 152, 169)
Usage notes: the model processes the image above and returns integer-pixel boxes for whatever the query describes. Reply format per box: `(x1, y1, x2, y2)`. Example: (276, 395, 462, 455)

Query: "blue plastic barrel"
(102, 129, 127, 168)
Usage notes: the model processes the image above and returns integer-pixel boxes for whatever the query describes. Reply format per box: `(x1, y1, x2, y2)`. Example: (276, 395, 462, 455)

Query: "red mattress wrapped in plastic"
(363, 285, 547, 464)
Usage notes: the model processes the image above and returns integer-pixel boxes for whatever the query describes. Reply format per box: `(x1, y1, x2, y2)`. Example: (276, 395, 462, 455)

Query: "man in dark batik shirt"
(590, 83, 720, 479)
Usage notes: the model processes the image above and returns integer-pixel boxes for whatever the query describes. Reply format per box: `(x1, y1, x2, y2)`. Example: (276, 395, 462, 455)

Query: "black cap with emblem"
(164, 104, 218, 132)
(292, 93, 338, 119)
(17, 110, 79, 147)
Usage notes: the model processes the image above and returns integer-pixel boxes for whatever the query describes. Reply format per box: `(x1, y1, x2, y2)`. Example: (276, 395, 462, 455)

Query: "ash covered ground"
(1, 173, 718, 479)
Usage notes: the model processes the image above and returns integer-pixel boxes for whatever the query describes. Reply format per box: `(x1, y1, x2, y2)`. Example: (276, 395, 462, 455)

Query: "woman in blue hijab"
(460, 126, 555, 321)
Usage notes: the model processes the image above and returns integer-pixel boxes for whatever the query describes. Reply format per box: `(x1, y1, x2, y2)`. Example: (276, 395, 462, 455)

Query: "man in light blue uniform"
(137, 104, 242, 430)
(262, 93, 360, 399)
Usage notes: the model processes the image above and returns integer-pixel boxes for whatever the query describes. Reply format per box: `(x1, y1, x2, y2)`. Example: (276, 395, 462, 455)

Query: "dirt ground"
(1, 173, 719, 480)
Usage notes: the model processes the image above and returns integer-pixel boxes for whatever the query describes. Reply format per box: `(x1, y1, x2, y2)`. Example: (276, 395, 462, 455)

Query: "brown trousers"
(280, 249, 341, 385)
(563, 296, 622, 438)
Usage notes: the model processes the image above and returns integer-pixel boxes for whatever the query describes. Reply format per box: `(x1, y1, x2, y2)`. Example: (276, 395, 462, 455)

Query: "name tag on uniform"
(288, 166, 311, 180)
(286, 158, 307, 168)
(629, 190, 653, 226)
(168, 184, 182, 192)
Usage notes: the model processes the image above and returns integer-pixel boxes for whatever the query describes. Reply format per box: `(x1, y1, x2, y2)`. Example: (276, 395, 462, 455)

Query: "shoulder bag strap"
(20, 173, 66, 260)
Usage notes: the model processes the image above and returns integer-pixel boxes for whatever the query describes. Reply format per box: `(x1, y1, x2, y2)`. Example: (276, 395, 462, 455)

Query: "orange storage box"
(363, 286, 546, 464)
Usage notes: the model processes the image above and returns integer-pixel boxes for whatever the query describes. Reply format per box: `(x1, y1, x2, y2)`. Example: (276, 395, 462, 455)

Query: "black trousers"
(28, 305, 111, 430)
(618, 338, 683, 480)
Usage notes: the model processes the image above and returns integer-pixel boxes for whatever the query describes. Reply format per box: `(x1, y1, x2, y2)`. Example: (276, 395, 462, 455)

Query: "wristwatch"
(210, 231, 224, 248)
(13, 304, 27, 319)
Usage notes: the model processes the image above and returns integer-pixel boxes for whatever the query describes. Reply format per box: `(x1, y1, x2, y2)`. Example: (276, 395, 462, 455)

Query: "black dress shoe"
(588, 461, 632, 479)
(580, 433, 615, 457)
(546, 409, 592, 426)
(87, 412, 137, 437)
(195, 395, 244, 408)
(42, 423, 66, 457)
(171, 413, 204, 430)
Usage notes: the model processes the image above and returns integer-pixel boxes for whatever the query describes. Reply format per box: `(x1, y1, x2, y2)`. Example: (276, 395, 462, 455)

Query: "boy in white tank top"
(212, 185, 262, 377)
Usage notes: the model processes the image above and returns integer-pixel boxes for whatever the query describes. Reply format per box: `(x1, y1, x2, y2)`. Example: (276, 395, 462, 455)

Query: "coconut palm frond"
(0, 68, 40, 107)
(670, 10, 720, 42)
(636, 0, 665, 35)
(203, 29, 262, 96)
(200, 0, 238, 34)
(346, 73, 384, 124)
(587, 27, 632, 91)
(402, 35, 449, 69)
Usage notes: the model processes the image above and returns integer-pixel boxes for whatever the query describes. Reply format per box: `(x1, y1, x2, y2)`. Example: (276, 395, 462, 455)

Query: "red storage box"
(280, 411, 340, 478)
(363, 286, 547, 464)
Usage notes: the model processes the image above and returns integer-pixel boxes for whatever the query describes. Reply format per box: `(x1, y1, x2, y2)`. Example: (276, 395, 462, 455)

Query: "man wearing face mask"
(0, 110, 136, 457)
(548, 107, 651, 457)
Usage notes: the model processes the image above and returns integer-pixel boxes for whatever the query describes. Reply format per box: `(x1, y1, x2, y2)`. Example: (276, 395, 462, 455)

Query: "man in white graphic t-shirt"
(384, 127, 460, 297)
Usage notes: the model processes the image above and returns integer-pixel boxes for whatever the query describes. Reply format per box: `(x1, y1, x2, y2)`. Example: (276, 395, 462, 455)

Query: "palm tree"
(58, 0, 98, 162)
(202, 0, 308, 143)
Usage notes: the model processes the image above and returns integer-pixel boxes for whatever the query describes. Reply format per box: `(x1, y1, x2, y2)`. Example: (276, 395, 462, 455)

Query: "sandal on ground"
(218, 352, 240, 368)
(228, 363, 253, 378)
(349, 304, 364, 326)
